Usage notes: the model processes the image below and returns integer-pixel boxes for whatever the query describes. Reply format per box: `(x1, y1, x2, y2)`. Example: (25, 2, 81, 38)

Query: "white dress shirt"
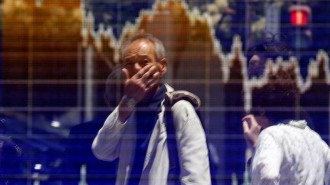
(251, 120, 330, 185)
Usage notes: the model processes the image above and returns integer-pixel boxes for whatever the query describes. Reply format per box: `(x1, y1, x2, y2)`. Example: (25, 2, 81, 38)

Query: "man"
(92, 32, 211, 185)
(242, 40, 330, 185)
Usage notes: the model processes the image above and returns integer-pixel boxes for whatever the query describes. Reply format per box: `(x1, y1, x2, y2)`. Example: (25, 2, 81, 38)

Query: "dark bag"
(164, 91, 219, 185)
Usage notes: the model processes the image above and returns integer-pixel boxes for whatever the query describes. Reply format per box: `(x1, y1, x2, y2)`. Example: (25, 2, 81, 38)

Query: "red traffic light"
(289, 5, 311, 26)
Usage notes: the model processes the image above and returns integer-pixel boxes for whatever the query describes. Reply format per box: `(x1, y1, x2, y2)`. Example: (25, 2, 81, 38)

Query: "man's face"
(122, 39, 161, 78)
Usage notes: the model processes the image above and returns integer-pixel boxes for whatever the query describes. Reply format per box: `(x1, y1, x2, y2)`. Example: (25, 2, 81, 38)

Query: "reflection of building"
(84, 0, 154, 38)
(3, 0, 82, 107)
(2, 0, 82, 183)
(82, 1, 330, 183)
(203, 0, 236, 53)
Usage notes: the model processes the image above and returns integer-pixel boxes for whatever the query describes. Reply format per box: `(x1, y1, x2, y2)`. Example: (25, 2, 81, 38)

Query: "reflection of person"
(63, 68, 123, 185)
(242, 40, 330, 185)
(92, 32, 211, 185)
(65, 117, 118, 185)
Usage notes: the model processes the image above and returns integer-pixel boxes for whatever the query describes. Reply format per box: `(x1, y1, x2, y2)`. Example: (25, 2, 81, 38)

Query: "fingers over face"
(122, 68, 130, 81)
(242, 114, 259, 127)
(242, 120, 250, 132)
(144, 71, 161, 88)
(242, 114, 262, 135)
(132, 64, 152, 79)
(137, 64, 160, 79)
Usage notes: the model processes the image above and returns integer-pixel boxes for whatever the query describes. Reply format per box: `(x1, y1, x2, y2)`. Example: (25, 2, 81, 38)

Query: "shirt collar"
(287, 120, 307, 129)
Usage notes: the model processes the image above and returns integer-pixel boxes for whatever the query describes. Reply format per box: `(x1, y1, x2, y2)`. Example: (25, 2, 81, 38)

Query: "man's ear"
(159, 58, 167, 75)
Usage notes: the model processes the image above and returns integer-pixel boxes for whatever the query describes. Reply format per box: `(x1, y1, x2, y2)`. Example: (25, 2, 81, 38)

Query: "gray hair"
(120, 32, 166, 62)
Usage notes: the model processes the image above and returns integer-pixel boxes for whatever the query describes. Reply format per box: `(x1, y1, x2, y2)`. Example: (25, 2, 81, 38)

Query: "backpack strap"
(164, 90, 201, 184)
(164, 90, 201, 108)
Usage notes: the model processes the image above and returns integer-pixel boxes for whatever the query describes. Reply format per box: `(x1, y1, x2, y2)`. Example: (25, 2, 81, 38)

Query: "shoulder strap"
(165, 105, 180, 184)
(164, 90, 201, 185)
(164, 90, 201, 108)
